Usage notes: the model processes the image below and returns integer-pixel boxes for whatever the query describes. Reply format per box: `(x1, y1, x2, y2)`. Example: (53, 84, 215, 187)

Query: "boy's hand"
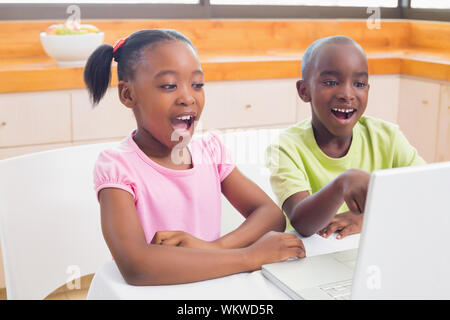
(337, 169, 370, 214)
(151, 231, 220, 250)
(317, 211, 364, 239)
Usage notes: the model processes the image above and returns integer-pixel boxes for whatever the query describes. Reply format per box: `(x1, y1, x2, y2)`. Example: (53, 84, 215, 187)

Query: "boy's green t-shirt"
(265, 116, 426, 231)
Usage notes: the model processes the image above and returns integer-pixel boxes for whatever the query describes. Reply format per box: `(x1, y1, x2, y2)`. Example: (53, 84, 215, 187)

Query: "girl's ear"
(118, 80, 136, 109)
(296, 80, 311, 103)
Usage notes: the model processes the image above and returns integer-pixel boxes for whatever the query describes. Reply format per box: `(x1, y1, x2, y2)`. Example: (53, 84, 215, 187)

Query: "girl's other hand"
(317, 211, 363, 239)
(151, 230, 220, 250)
(244, 231, 306, 270)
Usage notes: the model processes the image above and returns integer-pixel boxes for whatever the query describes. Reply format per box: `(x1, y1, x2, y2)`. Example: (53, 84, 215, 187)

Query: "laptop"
(262, 161, 450, 300)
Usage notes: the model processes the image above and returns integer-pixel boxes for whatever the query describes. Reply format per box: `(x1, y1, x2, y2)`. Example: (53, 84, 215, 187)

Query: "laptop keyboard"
(319, 279, 352, 300)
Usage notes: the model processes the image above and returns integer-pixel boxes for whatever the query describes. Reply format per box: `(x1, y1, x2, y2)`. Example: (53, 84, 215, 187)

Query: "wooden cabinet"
(1, 76, 448, 162)
(71, 88, 136, 141)
(398, 77, 441, 163)
(436, 84, 450, 162)
(202, 79, 298, 130)
(296, 84, 312, 122)
(0, 91, 71, 148)
(365, 75, 400, 124)
(0, 76, 447, 163)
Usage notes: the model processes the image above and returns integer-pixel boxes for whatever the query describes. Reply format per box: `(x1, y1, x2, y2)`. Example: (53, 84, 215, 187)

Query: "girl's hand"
(337, 169, 371, 214)
(244, 231, 306, 270)
(151, 230, 220, 250)
(317, 211, 364, 239)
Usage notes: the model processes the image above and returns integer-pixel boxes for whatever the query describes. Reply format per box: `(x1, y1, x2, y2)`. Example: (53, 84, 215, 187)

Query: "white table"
(87, 233, 360, 300)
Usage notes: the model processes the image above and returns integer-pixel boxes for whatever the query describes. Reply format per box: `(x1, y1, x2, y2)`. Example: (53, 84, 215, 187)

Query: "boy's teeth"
(332, 108, 354, 113)
(177, 115, 192, 120)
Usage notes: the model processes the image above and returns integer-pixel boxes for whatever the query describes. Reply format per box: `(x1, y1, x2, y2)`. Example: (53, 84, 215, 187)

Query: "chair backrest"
(219, 128, 284, 235)
(0, 142, 116, 299)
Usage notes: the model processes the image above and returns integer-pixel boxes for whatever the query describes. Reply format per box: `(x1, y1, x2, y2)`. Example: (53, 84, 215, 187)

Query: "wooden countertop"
(1, 19, 449, 93)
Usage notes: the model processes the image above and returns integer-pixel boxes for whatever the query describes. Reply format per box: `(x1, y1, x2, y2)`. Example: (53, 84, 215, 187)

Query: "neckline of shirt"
(305, 120, 361, 166)
(127, 130, 198, 176)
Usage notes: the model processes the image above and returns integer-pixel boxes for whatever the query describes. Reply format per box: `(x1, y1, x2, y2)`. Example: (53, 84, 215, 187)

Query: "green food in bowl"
(46, 23, 100, 35)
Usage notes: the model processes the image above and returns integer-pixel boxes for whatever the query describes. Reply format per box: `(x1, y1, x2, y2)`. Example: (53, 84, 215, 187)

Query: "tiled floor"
(0, 273, 94, 300)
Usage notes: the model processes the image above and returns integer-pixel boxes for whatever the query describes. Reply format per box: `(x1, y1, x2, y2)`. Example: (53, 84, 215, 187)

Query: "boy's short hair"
(301, 35, 366, 81)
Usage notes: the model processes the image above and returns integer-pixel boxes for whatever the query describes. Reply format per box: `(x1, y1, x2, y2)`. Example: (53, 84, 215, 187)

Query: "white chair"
(219, 128, 283, 235)
(0, 142, 116, 299)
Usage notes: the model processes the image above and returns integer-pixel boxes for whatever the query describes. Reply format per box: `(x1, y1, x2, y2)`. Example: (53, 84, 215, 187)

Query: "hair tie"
(113, 37, 127, 53)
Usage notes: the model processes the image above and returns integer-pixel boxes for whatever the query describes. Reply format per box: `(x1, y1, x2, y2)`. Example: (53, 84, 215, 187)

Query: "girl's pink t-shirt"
(93, 131, 235, 244)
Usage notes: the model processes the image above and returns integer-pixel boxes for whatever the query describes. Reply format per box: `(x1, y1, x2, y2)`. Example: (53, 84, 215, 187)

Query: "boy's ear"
(118, 80, 136, 109)
(296, 80, 311, 103)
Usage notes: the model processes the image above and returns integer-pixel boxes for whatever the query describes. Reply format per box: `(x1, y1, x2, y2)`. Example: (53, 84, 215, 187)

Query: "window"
(410, 0, 450, 9)
(0, 0, 448, 21)
(0, 0, 199, 3)
(210, 0, 397, 7)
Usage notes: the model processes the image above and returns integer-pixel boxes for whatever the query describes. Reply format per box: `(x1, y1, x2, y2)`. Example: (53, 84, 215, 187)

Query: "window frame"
(0, 0, 448, 21)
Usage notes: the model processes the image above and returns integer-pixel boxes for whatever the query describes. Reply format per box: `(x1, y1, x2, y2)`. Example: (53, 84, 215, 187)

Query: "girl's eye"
(355, 81, 367, 88)
(160, 84, 177, 90)
(192, 83, 204, 89)
(323, 80, 338, 87)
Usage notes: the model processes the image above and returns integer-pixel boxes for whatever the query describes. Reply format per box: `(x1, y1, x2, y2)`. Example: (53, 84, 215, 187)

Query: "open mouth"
(331, 107, 357, 120)
(171, 114, 196, 132)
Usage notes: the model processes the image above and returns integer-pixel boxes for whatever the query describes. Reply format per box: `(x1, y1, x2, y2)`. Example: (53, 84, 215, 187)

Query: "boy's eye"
(355, 81, 367, 88)
(192, 83, 204, 89)
(160, 84, 177, 90)
(323, 80, 338, 86)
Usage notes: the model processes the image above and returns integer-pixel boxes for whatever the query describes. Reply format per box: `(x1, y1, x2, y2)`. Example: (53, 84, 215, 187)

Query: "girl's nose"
(176, 87, 196, 106)
(176, 96, 195, 106)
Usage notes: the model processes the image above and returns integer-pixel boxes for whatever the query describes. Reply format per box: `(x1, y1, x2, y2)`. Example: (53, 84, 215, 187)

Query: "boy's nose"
(336, 82, 355, 102)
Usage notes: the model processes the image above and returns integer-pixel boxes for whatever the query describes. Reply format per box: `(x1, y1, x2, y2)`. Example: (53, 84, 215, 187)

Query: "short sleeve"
(202, 132, 235, 182)
(93, 150, 136, 201)
(392, 129, 426, 167)
(265, 142, 312, 208)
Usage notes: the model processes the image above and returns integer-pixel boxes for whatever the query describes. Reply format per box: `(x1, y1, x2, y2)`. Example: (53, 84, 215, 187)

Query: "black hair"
(83, 29, 195, 106)
(301, 35, 366, 81)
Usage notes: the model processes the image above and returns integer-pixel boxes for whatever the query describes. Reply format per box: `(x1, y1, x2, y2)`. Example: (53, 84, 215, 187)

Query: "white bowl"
(40, 32, 104, 67)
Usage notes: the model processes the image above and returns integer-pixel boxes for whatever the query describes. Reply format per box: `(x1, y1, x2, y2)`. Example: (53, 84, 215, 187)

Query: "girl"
(84, 29, 305, 286)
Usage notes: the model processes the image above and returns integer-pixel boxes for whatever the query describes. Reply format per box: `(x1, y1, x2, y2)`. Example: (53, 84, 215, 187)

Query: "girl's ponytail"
(84, 29, 196, 107)
(83, 44, 114, 106)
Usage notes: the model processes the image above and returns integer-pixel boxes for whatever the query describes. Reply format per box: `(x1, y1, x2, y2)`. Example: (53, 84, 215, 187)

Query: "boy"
(265, 36, 425, 239)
